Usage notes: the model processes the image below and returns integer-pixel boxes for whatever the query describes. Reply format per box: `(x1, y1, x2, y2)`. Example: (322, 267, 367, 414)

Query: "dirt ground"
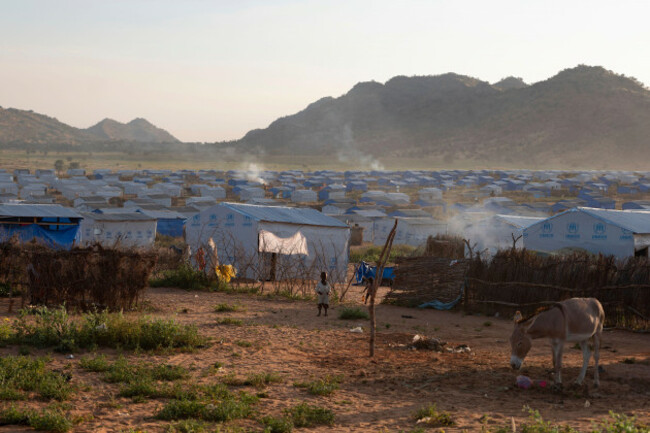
(0, 285, 648, 432)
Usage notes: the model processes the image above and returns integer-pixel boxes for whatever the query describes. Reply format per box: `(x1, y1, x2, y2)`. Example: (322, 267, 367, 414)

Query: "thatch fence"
(383, 256, 468, 307)
(0, 242, 157, 311)
(465, 249, 650, 329)
(387, 247, 650, 329)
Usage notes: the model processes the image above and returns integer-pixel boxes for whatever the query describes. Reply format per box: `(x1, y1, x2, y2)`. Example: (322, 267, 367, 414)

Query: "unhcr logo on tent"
(592, 222, 607, 240)
(565, 222, 580, 240)
(620, 228, 633, 241)
(540, 222, 553, 238)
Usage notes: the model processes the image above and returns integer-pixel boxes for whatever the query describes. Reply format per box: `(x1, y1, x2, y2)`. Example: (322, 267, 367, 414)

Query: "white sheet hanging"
(258, 230, 308, 255)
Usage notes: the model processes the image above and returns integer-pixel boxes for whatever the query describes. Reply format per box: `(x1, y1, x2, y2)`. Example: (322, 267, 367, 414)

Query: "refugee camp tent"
(373, 217, 446, 247)
(78, 212, 157, 248)
(0, 204, 82, 249)
(523, 207, 650, 258)
(464, 214, 544, 257)
(185, 203, 350, 282)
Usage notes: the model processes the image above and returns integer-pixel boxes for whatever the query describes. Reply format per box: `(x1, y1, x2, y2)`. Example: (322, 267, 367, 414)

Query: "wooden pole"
(369, 220, 398, 357)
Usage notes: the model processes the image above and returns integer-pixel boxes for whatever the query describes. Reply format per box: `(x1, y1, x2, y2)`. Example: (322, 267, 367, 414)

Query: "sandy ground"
(0, 285, 648, 432)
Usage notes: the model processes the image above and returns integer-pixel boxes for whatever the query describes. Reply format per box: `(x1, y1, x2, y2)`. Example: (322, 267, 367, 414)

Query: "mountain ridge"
(235, 65, 650, 168)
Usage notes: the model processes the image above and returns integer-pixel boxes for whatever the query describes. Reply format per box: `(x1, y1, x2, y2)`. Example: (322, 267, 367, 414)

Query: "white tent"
(464, 214, 544, 257)
(524, 207, 650, 258)
(373, 217, 447, 247)
(186, 203, 350, 282)
(78, 212, 157, 248)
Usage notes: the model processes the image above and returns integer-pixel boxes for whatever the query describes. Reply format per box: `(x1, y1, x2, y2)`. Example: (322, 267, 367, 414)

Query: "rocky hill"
(235, 65, 650, 168)
(85, 118, 180, 143)
(0, 109, 179, 145)
(0, 107, 96, 144)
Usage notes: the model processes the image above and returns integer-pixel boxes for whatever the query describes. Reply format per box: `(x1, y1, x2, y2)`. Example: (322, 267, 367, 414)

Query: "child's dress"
(315, 281, 331, 305)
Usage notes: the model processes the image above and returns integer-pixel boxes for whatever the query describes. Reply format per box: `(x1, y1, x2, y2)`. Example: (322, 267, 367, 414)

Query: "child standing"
(315, 271, 332, 317)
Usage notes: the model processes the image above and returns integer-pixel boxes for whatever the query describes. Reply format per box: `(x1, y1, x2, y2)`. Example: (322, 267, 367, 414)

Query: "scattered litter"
(515, 375, 547, 389)
(95, 323, 107, 331)
(411, 334, 447, 351)
(66, 354, 74, 359)
(446, 344, 471, 354)
(516, 375, 533, 389)
(584, 400, 591, 408)
(350, 327, 363, 333)
(416, 416, 432, 424)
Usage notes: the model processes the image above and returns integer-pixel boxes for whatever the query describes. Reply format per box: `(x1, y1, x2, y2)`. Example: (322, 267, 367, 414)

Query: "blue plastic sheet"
(156, 219, 184, 237)
(418, 285, 464, 310)
(0, 224, 79, 250)
(353, 261, 395, 285)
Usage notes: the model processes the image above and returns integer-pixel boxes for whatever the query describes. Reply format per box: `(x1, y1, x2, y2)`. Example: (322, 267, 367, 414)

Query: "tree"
(54, 159, 64, 174)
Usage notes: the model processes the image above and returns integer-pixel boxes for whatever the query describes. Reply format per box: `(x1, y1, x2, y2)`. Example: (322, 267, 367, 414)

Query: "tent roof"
(222, 202, 348, 228)
(578, 207, 650, 234)
(80, 212, 156, 222)
(0, 204, 81, 219)
(494, 215, 545, 228)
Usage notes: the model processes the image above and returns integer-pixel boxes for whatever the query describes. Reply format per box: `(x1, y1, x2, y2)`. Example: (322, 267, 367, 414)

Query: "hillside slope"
(85, 118, 180, 143)
(236, 65, 650, 167)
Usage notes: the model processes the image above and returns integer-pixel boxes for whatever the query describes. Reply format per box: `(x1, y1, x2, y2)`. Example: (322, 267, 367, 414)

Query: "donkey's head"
(509, 311, 532, 370)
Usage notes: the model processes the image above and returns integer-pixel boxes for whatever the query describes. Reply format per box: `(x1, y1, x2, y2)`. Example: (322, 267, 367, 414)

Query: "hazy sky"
(1, 0, 649, 142)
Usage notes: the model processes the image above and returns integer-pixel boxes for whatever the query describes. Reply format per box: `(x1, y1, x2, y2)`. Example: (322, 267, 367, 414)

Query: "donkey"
(509, 297, 605, 387)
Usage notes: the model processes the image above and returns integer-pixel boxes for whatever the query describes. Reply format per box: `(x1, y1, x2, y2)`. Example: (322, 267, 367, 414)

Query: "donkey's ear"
(513, 311, 523, 322)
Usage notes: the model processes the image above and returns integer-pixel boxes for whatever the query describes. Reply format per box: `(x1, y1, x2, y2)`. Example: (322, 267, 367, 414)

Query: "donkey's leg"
(576, 340, 591, 385)
(593, 332, 601, 388)
(551, 339, 563, 385)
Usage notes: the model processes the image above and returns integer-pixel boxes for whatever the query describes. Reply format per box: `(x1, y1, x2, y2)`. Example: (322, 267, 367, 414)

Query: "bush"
(413, 404, 454, 427)
(0, 405, 73, 433)
(0, 356, 73, 401)
(294, 375, 341, 396)
(168, 419, 207, 433)
(216, 318, 243, 326)
(155, 392, 258, 422)
(262, 415, 294, 433)
(349, 244, 417, 264)
(150, 263, 212, 291)
(338, 307, 369, 320)
(12, 307, 207, 352)
(214, 303, 245, 312)
(284, 403, 334, 428)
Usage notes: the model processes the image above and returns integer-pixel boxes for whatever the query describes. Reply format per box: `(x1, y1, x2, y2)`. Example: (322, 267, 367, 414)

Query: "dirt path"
(1, 287, 648, 432)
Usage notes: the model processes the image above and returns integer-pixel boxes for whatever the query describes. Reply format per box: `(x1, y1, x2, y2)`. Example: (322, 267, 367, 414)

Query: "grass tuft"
(413, 404, 454, 427)
(338, 307, 369, 320)
(294, 375, 342, 396)
(284, 402, 334, 428)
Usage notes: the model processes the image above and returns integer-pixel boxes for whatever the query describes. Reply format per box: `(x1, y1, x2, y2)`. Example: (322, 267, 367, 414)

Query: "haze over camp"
(0, 1, 649, 432)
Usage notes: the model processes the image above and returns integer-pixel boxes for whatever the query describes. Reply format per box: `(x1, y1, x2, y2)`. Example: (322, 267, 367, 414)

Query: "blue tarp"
(353, 261, 395, 285)
(0, 223, 79, 249)
(156, 219, 185, 237)
(417, 287, 464, 310)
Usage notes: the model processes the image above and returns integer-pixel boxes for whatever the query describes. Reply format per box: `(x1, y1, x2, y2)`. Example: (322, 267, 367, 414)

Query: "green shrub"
(149, 263, 212, 291)
(592, 411, 648, 432)
(168, 419, 207, 433)
(338, 307, 369, 320)
(262, 415, 294, 433)
(0, 405, 73, 433)
(294, 375, 342, 396)
(285, 402, 334, 428)
(244, 372, 283, 388)
(79, 354, 111, 372)
(214, 303, 245, 312)
(349, 244, 417, 264)
(0, 356, 73, 401)
(413, 404, 454, 427)
(12, 307, 206, 352)
(217, 318, 243, 326)
(156, 393, 258, 422)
